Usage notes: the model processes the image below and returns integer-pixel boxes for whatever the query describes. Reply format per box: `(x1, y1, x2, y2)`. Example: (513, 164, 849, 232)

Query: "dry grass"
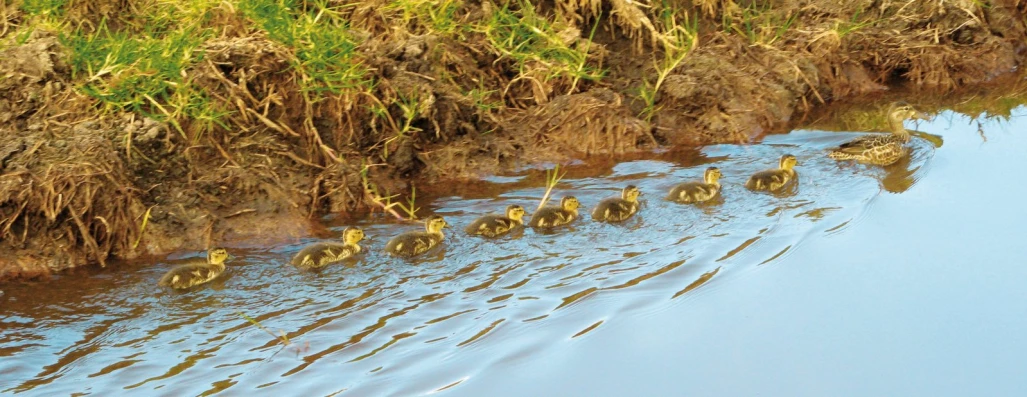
(0, 0, 1025, 277)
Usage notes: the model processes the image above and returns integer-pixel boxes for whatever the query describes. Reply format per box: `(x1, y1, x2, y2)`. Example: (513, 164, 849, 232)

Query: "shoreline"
(1, 0, 1025, 280)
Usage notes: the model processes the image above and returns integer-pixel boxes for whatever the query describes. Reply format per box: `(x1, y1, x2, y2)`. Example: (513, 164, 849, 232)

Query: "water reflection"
(0, 108, 952, 395)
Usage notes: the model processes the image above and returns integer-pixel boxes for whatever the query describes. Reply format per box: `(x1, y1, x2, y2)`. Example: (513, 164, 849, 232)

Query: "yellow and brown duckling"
(592, 185, 642, 222)
(529, 196, 581, 228)
(465, 204, 526, 237)
(385, 215, 449, 257)
(158, 247, 232, 289)
(291, 227, 365, 269)
(828, 101, 929, 166)
(667, 167, 722, 204)
(745, 154, 798, 192)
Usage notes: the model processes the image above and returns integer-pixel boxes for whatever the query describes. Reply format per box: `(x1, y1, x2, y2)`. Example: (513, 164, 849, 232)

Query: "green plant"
(385, 0, 463, 35)
(360, 164, 420, 220)
(639, 11, 698, 121)
(60, 5, 230, 141)
(241, 0, 372, 96)
(727, 2, 797, 47)
(536, 164, 566, 211)
(480, 0, 604, 102)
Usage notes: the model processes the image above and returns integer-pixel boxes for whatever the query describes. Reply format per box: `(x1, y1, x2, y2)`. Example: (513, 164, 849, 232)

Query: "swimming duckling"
(291, 227, 365, 269)
(592, 185, 642, 222)
(529, 196, 580, 228)
(828, 101, 929, 166)
(385, 215, 449, 257)
(667, 167, 722, 204)
(745, 154, 798, 192)
(158, 248, 231, 289)
(465, 205, 526, 237)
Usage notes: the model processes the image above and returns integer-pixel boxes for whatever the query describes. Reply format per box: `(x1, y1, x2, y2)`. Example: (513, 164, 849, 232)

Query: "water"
(1, 103, 1024, 395)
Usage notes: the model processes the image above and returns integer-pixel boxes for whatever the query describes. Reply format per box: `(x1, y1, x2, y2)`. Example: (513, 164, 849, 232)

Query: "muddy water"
(0, 104, 1019, 395)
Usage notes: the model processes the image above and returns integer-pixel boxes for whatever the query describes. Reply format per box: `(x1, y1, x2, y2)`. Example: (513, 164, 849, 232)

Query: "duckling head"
(425, 215, 449, 233)
(505, 205, 526, 222)
(343, 227, 365, 245)
(621, 185, 641, 202)
(888, 101, 929, 136)
(207, 247, 231, 265)
(779, 154, 798, 170)
(704, 167, 722, 184)
(560, 196, 580, 211)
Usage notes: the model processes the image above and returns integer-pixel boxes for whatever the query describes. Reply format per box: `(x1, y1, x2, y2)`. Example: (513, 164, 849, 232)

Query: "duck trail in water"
(0, 113, 942, 395)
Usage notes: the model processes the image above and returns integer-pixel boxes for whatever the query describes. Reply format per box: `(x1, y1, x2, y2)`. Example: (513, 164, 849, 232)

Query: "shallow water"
(0, 103, 1020, 395)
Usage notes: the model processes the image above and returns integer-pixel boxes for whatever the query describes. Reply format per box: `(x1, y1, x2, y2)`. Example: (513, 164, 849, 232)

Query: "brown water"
(0, 103, 1019, 395)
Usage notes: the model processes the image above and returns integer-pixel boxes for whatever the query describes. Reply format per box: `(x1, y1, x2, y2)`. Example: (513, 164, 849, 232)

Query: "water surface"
(1, 103, 1021, 395)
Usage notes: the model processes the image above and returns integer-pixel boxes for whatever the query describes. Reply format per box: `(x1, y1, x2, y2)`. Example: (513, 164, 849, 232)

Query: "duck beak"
(913, 111, 930, 121)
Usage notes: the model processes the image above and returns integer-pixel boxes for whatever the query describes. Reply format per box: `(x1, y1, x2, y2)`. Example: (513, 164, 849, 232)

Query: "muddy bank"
(1, 0, 1025, 279)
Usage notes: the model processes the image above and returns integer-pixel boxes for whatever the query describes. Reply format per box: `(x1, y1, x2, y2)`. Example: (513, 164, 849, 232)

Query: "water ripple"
(0, 130, 938, 395)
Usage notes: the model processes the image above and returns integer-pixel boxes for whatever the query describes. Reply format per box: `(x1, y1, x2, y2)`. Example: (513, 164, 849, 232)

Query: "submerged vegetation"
(2, 0, 1027, 278)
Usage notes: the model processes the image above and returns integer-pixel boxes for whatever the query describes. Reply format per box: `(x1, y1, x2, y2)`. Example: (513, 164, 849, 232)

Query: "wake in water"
(0, 131, 936, 395)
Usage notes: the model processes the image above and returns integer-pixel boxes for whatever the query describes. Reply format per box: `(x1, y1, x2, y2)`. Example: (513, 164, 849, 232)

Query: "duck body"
(667, 167, 721, 204)
(466, 205, 526, 237)
(158, 248, 231, 289)
(529, 196, 580, 228)
(592, 186, 641, 223)
(745, 169, 797, 192)
(746, 155, 798, 192)
(827, 133, 909, 166)
(828, 101, 928, 166)
(386, 215, 448, 257)
(291, 227, 364, 269)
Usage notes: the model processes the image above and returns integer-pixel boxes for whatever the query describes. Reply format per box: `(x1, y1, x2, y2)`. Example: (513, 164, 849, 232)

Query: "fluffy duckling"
(529, 196, 580, 228)
(385, 215, 449, 257)
(745, 154, 798, 192)
(158, 248, 232, 289)
(465, 205, 526, 237)
(291, 227, 365, 269)
(667, 167, 722, 204)
(592, 185, 642, 222)
(828, 101, 929, 166)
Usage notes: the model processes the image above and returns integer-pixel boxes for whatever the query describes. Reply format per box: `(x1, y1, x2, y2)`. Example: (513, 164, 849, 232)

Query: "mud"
(1, 0, 1026, 279)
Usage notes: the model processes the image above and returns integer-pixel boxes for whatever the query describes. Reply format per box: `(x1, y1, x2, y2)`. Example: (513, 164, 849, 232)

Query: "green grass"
(536, 164, 566, 211)
(17, 0, 374, 144)
(19, 0, 67, 19)
(639, 9, 698, 121)
(480, 0, 604, 99)
(240, 0, 372, 95)
(386, 0, 464, 35)
(62, 20, 219, 140)
(721, 1, 798, 47)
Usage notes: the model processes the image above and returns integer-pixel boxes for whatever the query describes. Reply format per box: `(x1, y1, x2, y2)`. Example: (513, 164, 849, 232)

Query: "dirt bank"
(1, 0, 1025, 279)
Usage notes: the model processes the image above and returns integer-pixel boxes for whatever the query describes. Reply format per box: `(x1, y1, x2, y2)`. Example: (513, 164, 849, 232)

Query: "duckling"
(745, 154, 798, 192)
(828, 101, 929, 166)
(667, 167, 722, 204)
(158, 248, 231, 289)
(529, 196, 580, 228)
(291, 227, 365, 269)
(592, 185, 642, 222)
(385, 215, 449, 257)
(465, 205, 526, 237)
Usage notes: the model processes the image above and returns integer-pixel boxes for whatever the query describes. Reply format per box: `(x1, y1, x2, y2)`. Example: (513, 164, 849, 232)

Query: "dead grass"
(1, 0, 1026, 278)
